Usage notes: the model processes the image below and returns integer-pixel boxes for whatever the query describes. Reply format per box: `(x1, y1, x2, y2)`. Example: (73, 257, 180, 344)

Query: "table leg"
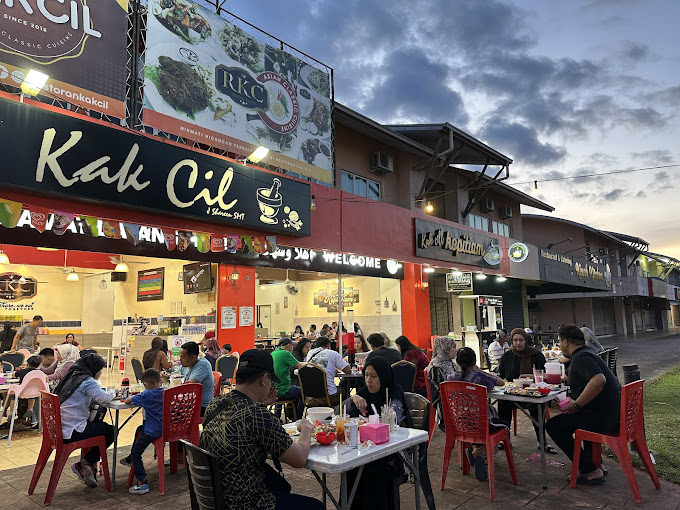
(537, 402, 548, 490)
(322, 473, 327, 507)
(341, 472, 348, 510)
(112, 409, 120, 485)
(413, 446, 422, 510)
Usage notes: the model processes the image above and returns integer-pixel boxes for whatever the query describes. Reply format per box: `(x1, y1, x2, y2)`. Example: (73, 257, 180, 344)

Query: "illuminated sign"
(508, 243, 529, 263)
(0, 273, 38, 301)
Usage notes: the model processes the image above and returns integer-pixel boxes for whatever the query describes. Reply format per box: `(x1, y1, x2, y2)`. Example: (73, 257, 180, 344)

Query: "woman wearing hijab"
(581, 327, 605, 354)
(395, 335, 430, 396)
(204, 337, 221, 370)
(142, 337, 173, 372)
(41, 344, 80, 389)
(341, 357, 412, 510)
(55, 354, 116, 488)
(0, 322, 15, 353)
(498, 328, 556, 454)
(426, 336, 458, 431)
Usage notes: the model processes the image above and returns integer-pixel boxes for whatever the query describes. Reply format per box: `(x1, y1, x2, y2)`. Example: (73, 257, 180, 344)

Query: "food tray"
(504, 388, 546, 398)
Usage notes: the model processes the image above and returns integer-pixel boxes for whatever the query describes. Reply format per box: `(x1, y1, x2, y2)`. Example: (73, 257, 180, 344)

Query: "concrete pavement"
(599, 330, 680, 382)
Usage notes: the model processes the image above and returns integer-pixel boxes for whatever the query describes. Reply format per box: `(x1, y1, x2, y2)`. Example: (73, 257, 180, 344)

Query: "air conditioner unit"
(499, 205, 513, 219)
(370, 152, 393, 173)
(599, 247, 609, 255)
(481, 198, 495, 213)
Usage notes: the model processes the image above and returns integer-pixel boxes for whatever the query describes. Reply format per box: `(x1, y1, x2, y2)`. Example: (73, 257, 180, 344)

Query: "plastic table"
(488, 387, 568, 489)
(101, 399, 141, 484)
(305, 427, 429, 510)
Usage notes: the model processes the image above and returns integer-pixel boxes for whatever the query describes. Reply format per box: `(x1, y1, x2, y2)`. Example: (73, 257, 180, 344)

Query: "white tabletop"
(337, 373, 364, 378)
(92, 346, 119, 351)
(488, 386, 567, 405)
(101, 400, 139, 410)
(304, 427, 428, 474)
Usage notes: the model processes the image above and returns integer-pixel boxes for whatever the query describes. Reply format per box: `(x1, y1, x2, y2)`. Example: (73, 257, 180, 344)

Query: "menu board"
(142, 1, 333, 183)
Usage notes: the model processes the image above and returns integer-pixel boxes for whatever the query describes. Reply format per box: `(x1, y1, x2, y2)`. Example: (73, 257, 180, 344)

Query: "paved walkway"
(600, 330, 680, 382)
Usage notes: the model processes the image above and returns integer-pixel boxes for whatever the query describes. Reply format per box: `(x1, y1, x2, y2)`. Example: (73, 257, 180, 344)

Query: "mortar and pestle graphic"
(257, 178, 283, 224)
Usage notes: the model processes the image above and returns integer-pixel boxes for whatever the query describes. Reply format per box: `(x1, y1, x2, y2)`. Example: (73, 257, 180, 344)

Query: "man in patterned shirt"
(199, 350, 323, 510)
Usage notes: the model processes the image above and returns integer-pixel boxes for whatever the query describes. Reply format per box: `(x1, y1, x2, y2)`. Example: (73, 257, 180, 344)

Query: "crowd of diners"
(5, 321, 620, 508)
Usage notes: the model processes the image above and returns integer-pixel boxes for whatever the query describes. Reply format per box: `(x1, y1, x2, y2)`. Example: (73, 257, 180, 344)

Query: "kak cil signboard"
(142, 0, 333, 184)
(0, 95, 311, 236)
(0, 0, 128, 117)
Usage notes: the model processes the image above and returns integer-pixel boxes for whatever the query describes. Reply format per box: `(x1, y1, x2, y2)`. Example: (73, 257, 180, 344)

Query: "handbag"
(88, 403, 106, 423)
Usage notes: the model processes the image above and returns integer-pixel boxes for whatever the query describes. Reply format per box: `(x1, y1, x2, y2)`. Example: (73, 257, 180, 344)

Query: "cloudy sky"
(223, 0, 679, 257)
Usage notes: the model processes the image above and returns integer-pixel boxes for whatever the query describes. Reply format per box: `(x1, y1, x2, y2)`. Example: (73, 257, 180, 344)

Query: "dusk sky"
(222, 0, 679, 257)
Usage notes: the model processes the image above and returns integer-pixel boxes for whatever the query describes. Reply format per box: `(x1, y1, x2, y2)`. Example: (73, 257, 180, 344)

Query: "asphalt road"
(602, 332, 680, 382)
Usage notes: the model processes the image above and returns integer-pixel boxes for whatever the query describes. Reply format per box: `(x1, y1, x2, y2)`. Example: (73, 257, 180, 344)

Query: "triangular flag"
(28, 205, 50, 233)
(240, 236, 252, 254)
(52, 211, 75, 235)
(0, 198, 23, 228)
(265, 236, 277, 254)
(211, 236, 225, 252)
(163, 230, 176, 251)
(80, 216, 99, 237)
(225, 236, 239, 254)
(102, 220, 121, 239)
(196, 233, 211, 253)
(177, 231, 193, 252)
(122, 223, 140, 245)
(251, 236, 264, 254)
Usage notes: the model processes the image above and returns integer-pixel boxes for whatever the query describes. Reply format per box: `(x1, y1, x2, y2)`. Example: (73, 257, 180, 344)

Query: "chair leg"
(570, 434, 583, 488)
(98, 439, 112, 492)
(6, 399, 17, 447)
(169, 441, 178, 474)
(440, 435, 456, 490)
(608, 438, 641, 503)
(487, 439, 496, 502)
(513, 408, 517, 436)
(592, 442, 602, 469)
(632, 434, 661, 490)
(44, 448, 70, 506)
(460, 441, 471, 475)
(503, 432, 519, 486)
(127, 464, 135, 487)
(155, 439, 166, 496)
(28, 444, 53, 495)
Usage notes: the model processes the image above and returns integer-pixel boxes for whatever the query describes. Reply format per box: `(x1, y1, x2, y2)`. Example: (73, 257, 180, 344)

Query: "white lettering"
(37, 0, 67, 24)
(166, 160, 237, 211)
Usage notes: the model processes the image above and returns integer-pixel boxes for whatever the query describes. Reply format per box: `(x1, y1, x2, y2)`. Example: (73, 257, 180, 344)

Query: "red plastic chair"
(423, 367, 436, 448)
(28, 391, 112, 506)
(440, 381, 519, 501)
(212, 372, 222, 398)
(570, 380, 660, 502)
(126, 383, 203, 495)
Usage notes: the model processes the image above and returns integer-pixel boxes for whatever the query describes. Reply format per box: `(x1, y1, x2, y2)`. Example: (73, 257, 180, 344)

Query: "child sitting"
(120, 368, 164, 494)
(1, 355, 42, 430)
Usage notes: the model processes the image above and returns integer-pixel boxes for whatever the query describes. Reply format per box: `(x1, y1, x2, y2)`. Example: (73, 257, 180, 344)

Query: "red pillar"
(217, 264, 256, 355)
(400, 263, 431, 349)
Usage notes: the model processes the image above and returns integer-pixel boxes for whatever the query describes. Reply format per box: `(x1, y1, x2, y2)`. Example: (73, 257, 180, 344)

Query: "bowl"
(316, 432, 335, 445)
(307, 407, 334, 422)
(537, 387, 551, 395)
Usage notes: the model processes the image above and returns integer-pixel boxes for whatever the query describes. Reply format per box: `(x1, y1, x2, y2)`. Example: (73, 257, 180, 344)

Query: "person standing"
(271, 338, 305, 419)
(11, 315, 42, 352)
(178, 341, 214, 415)
(546, 324, 621, 484)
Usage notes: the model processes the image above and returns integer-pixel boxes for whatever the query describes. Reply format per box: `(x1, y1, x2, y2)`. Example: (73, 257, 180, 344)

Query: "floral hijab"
(426, 336, 458, 379)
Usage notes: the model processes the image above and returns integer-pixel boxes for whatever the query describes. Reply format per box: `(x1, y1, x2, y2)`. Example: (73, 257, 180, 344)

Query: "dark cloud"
(647, 171, 675, 192)
(636, 190, 647, 198)
(647, 85, 680, 106)
(480, 119, 566, 166)
(587, 153, 619, 166)
(630, 150, 674, 165)
(620, 41, 649, 62)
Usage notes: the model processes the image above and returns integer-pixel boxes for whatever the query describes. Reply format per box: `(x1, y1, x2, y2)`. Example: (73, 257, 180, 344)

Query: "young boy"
(38, 348, 54, 368)
(1, 355, 41, 431)
(120, 368, 164, 494)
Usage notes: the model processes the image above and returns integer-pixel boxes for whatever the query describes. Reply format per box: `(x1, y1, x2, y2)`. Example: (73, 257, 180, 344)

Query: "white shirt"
(305, 347, 348, 394)
(488, 340, 510, 365)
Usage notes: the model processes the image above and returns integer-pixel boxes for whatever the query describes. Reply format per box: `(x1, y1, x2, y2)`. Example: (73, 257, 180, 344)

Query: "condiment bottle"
(120, 378, 130, 400)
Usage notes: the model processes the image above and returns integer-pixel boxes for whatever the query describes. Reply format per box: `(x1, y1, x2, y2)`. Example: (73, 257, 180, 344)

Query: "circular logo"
(0, 65, 8, 79)
(483, 244, 502, 266)
(508, 242, 529, 263)
(257, 72, 299, 134)
(179, 47, 199, 64)
(386, 260, 400, 275)
(11, 70, 25, 84)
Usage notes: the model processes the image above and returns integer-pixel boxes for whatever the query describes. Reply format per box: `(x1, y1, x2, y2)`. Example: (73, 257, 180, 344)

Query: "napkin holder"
(360, 423, 389, 445)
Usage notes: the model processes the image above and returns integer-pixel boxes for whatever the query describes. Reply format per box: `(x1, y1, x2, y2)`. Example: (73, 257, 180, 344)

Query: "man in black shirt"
(365, 333, 402, 366)
(546, 324, 621, 485)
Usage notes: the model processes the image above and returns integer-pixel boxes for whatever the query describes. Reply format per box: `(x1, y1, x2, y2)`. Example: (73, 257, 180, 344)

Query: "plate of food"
(299, 138, 331, 167)
(505, 387, 544, 398)
(299, 98, 331, 137)
(151, 0, 212, 44)
(218, 22, 264, 73)
(300, 65, 331, 98)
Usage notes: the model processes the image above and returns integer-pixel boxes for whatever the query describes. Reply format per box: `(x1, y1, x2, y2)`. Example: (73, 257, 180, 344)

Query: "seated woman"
(448, 347, 507, 481)
(291, 325, 304, 339)
(426, 336, 458, 431)
(290, 338, 311, 386)
(55, 354, 116, 488)
(142, 337, 173, 372)
(61, 333, 83, 351)
(581, 327, 605, 354)
(341, 357, 412, 510)
(203, 336, 221, 370)
(41, 344, 80, 390)
(395, 335, 430, 396)
(498, 328, 556, 454)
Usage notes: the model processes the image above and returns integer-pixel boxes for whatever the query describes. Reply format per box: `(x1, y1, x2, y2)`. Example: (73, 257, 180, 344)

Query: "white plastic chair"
(1, 371, 49, 447)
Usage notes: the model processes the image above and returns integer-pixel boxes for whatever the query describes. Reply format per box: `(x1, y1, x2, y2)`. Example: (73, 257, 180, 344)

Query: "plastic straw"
(532, 364, 539, 384)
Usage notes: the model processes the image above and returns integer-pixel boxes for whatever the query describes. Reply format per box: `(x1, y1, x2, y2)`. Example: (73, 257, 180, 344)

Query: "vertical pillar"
(613, 297, 627, 336)
(217, 264, 256, 355)
(400, 263, 431, 349)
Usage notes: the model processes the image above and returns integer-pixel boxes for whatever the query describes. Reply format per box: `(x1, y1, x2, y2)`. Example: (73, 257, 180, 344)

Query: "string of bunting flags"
(0, 197, 277, 256)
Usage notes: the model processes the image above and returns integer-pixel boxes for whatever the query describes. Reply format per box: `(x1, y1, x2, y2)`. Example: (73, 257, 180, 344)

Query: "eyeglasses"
(265, 372, 276, 392)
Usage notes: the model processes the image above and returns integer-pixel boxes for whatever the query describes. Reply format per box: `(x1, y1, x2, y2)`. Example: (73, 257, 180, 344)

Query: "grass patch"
(604, 365, 680, 483)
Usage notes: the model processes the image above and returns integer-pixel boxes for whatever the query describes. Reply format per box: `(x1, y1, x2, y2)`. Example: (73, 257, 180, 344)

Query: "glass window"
(492, 221, 510, 237)
(469, 214, 488, 232)
(340, 170, 380, 201)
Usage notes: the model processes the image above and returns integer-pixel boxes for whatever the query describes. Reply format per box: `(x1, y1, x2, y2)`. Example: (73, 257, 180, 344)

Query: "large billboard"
(0, 0, 128, 117)
(142, 1, 333, 184)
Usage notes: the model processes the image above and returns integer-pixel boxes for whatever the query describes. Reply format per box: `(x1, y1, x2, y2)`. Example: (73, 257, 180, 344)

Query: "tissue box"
(359, 423, 390, 445)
